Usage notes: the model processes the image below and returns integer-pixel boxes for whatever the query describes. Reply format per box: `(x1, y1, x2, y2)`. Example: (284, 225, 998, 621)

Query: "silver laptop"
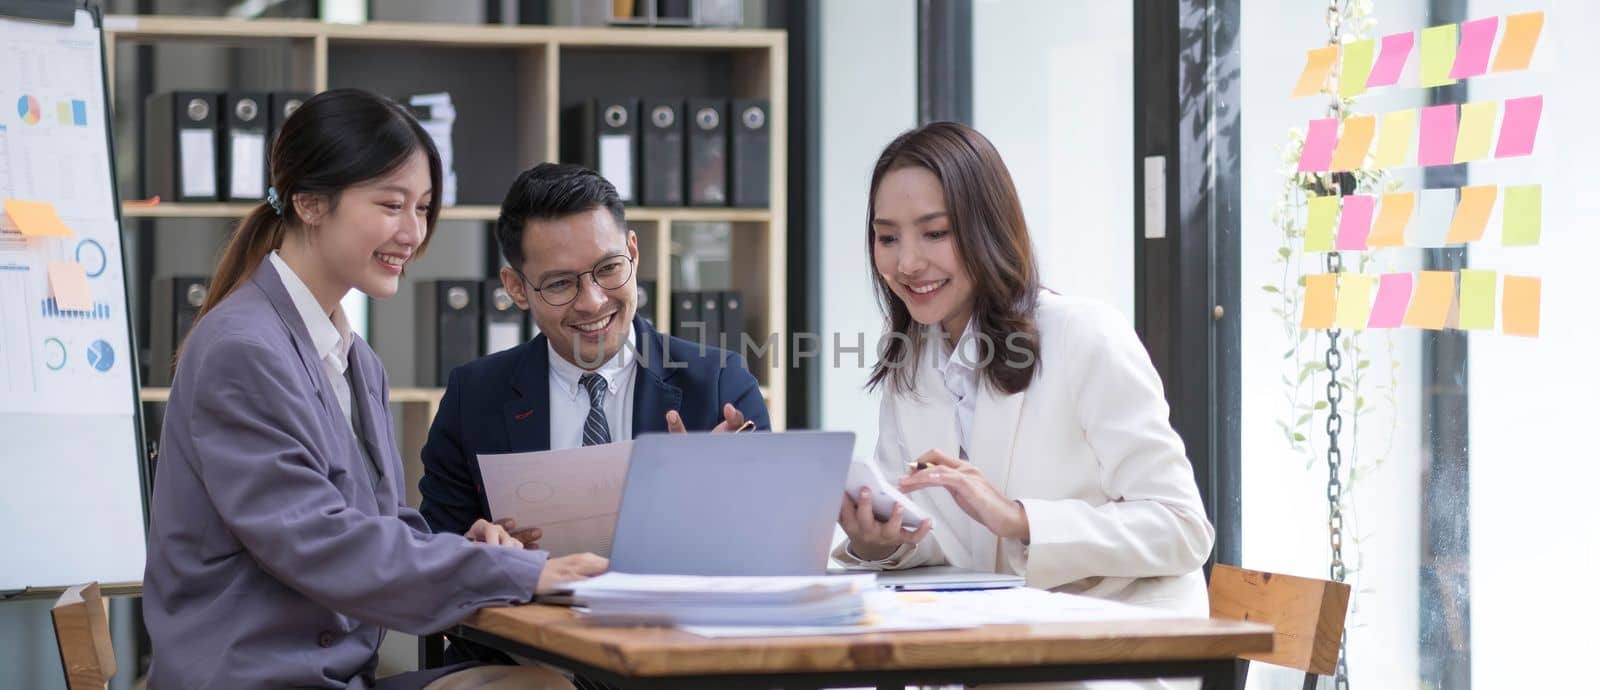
(871, 566, 1024, 591)
(608, 431, 854, 576)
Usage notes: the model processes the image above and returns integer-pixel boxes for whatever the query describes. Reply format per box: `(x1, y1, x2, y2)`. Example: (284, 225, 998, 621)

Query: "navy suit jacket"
(419, 315, 771, 537)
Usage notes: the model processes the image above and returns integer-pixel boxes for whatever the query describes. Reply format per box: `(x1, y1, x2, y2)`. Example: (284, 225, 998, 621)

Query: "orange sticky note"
(1404, 271, 1455, 330)
(1502, 275, 1541, 337)
(1491, 11, 1545, 73)
(1301, 273, 1338, 330)
(1292, 46, 1339, 98)
(1368, 192, 1415, 248)
(1, 199, 75, 237)
(46, 261, 93, 312)
(1446, 185, 1497, 244)
(1330, 115, 1376, 172)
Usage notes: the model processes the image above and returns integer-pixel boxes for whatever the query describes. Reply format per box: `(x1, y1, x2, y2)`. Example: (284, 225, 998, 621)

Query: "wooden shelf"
(103, 16, 784, 50)
(120, 203, 770, 224)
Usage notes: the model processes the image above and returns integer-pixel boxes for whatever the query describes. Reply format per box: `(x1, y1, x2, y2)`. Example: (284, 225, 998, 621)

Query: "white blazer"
(836, 291, 1215, 616)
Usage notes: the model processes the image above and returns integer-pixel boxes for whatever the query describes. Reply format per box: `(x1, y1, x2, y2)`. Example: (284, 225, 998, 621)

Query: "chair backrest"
(51, 582, 117, 690)
(1208, 564, 1350, 676)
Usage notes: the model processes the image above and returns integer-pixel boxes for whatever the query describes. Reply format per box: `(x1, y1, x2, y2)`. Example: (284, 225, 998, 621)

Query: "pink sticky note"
(1495, 95, 1543, 158)
(1367, 31, 1415, 87)
(1368, 273, 1414, 329)
(1335, 195, 1376, 250)
(1299, 118, 1339, 172)
(1449, 16, 1499, 79)
(1418, 105, 1459, 167)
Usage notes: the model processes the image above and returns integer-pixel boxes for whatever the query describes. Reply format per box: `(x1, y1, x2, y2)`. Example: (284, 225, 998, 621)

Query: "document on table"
(477, 442, 633, 558)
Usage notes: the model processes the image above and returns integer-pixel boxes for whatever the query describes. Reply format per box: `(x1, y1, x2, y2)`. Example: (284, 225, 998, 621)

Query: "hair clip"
(266, 186, 283, 216)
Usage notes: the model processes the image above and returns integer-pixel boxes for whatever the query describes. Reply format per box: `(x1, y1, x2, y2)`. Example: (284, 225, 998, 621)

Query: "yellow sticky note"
(1301, 274, 1338, 330)
(1292, 46, 1339, 98)
(1374, 109, 1416, 169)
(1457, 269, 1497, 330)
(1502, 184, 1541, 246)
(1368, 192, 1415, 248)
(1491, 11, 1545, 73)
(46, 261, 93, 312)
(1303, 195, 1339, 253)
(1404, 271, 1455, 330)
(1334, 274, 1376, 330)
(1330, 115, 1376, 172)
(1339, 39, 1376, 98)
(1, 199, 75, 237)
(1502, 275, 1541, 337)
(1421, 24, 1459, 88)
(1454, 100, 1497, 163)
(56, 101, 72, 126)
(1446, 185, 1497, 244)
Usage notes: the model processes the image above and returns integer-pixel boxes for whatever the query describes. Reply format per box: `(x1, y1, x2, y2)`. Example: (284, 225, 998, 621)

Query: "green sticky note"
(1421, 24, 1460, 88)
(1502, 184, 1542, 246)
(1458, 269, 1497, 330)
(1304, 195, 1339, 253)
(1340, 39, 1376, 98)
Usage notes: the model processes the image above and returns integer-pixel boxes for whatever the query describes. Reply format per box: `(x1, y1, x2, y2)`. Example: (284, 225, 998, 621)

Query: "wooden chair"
(51, 582, 118, 690)
(1208, 564, 1350, 690)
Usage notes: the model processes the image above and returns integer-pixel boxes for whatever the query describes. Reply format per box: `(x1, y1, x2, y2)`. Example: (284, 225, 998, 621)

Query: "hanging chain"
(1322, 1, 1351, 688)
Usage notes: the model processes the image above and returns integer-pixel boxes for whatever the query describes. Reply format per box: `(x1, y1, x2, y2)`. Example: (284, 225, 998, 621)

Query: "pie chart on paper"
(17, 95, 41, 125)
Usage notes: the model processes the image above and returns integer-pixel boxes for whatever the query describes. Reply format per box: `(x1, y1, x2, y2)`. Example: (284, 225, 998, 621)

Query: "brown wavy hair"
(865, 121, 1041, 395)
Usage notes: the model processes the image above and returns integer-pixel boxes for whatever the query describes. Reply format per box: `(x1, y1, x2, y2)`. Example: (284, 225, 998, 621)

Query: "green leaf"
(1358, 359, 1371, 369)
(1262, 285, 1281, 293)
(1314, 400, 1328, 410)
(1278, 247, 1292, 258)
(1293, 432, 1307, 442)
(1296, 413, 1313, 426)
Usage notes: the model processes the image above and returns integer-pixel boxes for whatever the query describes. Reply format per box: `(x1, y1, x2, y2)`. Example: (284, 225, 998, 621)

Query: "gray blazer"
(143, 257, 546, 689)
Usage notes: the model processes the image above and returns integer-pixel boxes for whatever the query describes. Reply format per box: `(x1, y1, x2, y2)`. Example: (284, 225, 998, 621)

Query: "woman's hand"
(536, 553, 609, 595)
(838, 487, 932, 562)
(898, 449, 1030, 542)
(465, 518, 523, 549)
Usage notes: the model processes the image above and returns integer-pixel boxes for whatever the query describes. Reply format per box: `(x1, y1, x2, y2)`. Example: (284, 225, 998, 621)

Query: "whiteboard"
(0, 6, 148, 593)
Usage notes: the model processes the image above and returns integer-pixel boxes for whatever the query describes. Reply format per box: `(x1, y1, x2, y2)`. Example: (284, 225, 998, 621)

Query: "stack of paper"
(408, 92, 458, 206)
(569, 572, 877, 627)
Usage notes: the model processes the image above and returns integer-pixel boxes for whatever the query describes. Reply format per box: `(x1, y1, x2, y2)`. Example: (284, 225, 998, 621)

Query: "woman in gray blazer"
(142, 89, 606, 690)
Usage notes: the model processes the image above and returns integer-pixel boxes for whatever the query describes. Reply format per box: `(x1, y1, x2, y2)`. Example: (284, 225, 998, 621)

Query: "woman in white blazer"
(834, 122, 1216, 630)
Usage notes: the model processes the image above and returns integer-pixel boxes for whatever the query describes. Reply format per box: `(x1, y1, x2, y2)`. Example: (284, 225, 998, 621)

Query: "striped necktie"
(579, 373, 612, 446)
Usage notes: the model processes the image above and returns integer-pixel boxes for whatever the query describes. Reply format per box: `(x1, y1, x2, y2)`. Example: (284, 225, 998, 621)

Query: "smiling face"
(871, 165, 975, 338)
(503, 206, 639, 369)
(286, 150, 431, 310)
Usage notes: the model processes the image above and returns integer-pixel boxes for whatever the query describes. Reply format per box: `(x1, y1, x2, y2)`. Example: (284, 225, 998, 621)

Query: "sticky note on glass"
(1340, 39, 1376, 98)
(1404, 271, 1455, 330)
(1293, 46, 1339, 98)
(1374, 109, 1416, 169)
(1334, 273, 1376, 330)
(1446, 185, 1497, 244)
(1335, 194, 1375, 250)
(46, 261, 92, 312)
(1417, 104, 1459, 167)
(1368, 273, 1414, 329)
(1495, 95, 1543, 158)
(1299, 118, 1339, 172)
(1329, 115, 1375, 172)
(1368, 192, 1415, 248)
(1, 199, 75, 237)
(1301, 273, 1338, 330)
(1457, 269, 1497, 330)
(1421, 24, 1460, 88)
(1413, 188, 1457, 248)
(1303, 195, 1340, 253)
(1449, 16, 1499, 79)
(1454, 100, 1497, 163)
(1367, 32, 1415, 88)
(1502, 184, 1541, 246)
(1492, 11, 1545, 73)
(1502, 274, 1541, 337)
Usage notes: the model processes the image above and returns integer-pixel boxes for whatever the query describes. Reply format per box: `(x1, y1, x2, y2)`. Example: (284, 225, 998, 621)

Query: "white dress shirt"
(548, 327, 637, 450)
(269, 251, 356, 432)
(931, 319, 981, 458)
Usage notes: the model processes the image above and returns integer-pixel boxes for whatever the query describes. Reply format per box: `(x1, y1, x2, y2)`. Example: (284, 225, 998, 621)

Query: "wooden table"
(452, 605, 1274, 689)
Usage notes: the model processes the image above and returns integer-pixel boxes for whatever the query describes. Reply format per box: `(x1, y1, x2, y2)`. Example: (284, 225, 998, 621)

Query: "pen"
(906, 461, 929, 473)
(733, 420, 756, 433)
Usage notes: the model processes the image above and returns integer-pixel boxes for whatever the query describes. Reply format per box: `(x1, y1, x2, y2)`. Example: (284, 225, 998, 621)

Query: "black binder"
(640, 99, 684, 206)
(719, 289, 745, 350)
(416, 280, 482, 386)
(144, 91, 220, 202)
(699, 291, 723, 348)
(671, 290, 702, 342)
(147, 276, 210, 386)
(686, 99, 727, 206)
(221, 92, 268, 201)
(482, 279, 529, 356)
(268, 91, 309, 155)
(637, 279, 658, 328)
(562, 98, 640, 204)
(730, 98, 770, 208)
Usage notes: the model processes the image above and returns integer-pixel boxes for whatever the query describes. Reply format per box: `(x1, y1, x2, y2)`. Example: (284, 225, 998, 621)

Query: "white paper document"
(477, 442, 633, 557)
(598, 133, 634, 201)
(229, 132, 265, 199)
(179, 129, 216, 198)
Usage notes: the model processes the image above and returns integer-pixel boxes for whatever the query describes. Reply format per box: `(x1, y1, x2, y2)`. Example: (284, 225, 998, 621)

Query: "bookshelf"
(110, 16, 790, 489)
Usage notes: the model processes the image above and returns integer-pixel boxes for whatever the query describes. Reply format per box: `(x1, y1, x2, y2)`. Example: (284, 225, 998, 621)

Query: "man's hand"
(492, 518, 543, 550)
(465, 518, 523, 549)
(665, 404, 747, 433)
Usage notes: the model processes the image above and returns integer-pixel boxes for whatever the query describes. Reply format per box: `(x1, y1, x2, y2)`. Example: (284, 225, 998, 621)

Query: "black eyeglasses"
(521, 255, 634, 307)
